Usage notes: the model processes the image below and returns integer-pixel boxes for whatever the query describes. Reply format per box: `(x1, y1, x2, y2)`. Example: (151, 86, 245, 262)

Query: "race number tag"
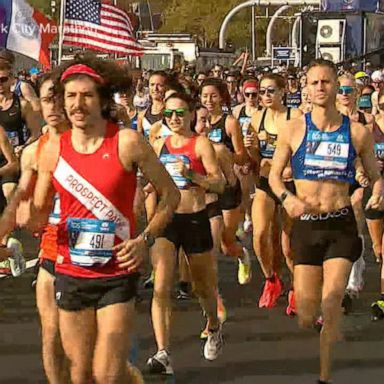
(304, 130, 349, 171)
(159, 154, 191, 189)
(6, 131, 19, 147)
(304, 141, 349, 170)
(375, 143, 384, 161)
(239, 117, 251, 137)
(208, 128, 223, 143)
(67, 218, 115, 267)
(48, 194, 61, 225)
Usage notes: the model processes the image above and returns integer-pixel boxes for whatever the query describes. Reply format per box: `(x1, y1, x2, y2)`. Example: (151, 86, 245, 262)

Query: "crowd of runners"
(0, 47, 384, 384)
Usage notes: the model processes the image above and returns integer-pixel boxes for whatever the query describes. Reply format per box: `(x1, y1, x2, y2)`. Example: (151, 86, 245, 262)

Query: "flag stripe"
(63, 0, 142, 56)
(63, 37, 143, 56)
(63, 21, 138, 43)
(64, 30, 143, 50)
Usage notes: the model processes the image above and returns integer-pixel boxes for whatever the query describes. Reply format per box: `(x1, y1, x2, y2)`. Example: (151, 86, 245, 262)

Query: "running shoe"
(238, 247, 252, 285)
(127, 364, 145, 384)
(204, 325, 223, 361)
(286, 290, 296, 316)
(6, 238, 26, 277)
(143, 270, 155, 289)
(259, 273, 282, 308)
(176, 288, 191, 301)
(243, 219, 253, 233)
(147, 350, 173, 375)
(217, 294, 227, 324)
(371, 300, 384, 321)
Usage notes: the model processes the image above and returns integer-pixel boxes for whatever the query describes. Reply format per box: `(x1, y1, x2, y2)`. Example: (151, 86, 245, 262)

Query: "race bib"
(240, 117, 251, 137)
(6, 131, 19, 147)
(67, 218, 115, 267)
(304, 140, 349, 170)
(48, 194, 61, 225)
(375, 143, 384, 161)
(208, 128, 223, 143)
(160, 154, 191, 189)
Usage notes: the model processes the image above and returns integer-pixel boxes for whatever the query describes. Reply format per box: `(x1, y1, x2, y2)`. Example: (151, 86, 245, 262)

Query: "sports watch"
(143, 232, 156, 248)
(279, 190, 290, 204)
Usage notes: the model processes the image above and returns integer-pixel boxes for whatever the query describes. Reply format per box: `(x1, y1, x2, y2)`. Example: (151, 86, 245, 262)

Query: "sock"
(318, 381, 330, 384)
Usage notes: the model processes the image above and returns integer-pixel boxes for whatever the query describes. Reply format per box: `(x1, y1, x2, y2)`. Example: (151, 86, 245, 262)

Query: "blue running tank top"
(292, 113, 356, 183)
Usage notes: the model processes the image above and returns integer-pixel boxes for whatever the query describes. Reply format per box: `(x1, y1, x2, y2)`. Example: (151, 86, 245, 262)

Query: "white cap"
(371, 70, 384, 82)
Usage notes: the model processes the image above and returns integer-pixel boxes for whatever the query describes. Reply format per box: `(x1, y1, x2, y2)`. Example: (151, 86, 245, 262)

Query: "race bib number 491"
(67, 218, 115, 267)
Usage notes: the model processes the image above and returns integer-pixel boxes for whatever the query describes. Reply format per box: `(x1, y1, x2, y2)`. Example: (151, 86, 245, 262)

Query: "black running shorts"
(55, 272, 140, 311)
(291, 206, 362, 266)
(40, 258, 55, 277)
(257, 176, 296, 205)
(362, 187, 384, 220)
(219, 178, 242, 211)
(206, 200, 222, 219)
(161, 209, 213, 255)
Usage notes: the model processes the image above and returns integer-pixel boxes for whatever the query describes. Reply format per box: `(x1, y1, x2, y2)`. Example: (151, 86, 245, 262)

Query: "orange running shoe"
(286, 290, 296, 316)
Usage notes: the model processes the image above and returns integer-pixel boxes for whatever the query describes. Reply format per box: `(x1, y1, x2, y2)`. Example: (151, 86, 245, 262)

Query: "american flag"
(63, 0, 144, 56)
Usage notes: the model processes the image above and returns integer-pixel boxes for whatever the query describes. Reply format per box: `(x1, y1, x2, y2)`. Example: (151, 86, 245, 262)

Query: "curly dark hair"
(53, 53, 132, 120)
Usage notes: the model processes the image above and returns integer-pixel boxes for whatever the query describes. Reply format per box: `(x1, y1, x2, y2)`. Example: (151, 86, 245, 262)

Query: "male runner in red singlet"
(32, 57, 180, 384)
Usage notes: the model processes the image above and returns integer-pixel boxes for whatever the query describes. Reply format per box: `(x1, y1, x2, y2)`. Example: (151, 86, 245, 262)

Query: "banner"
(0, 0, 57, 67)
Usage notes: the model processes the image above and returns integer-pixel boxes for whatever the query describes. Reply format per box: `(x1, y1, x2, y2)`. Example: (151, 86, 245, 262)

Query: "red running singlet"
(53, 122, 137, 278)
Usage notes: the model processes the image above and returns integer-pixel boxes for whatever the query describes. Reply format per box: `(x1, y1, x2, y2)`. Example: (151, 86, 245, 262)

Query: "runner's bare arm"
(21, 100, 42, 143)
(269, 120, 293, 198)
(119, 130, 180, 238)
(31, 138, 59, 229)
(352, 122, 384, 201)
(20, 82, 40, 112)
(0, 126, 18, 177)
(192, 136, 225, 194)
(137, 111, 145, 135)
(291, 108, 303, 119)
(226, 115, 247, 165)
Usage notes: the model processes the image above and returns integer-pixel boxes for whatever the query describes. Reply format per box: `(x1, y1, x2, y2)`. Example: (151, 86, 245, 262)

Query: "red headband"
(243, 80, 258, 92)
(60, 64, 104, 84)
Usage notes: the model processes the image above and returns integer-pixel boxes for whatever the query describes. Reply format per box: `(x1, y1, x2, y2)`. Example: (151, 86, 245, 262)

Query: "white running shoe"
(147, 350, 174, 375)
(7, 238, 26, 277)
(204, 325, 223, 361)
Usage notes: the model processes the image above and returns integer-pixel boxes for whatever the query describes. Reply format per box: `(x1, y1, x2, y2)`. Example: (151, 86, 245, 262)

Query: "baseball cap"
(29, 67, 39, 75)
(355, 71, 368, 80)
(371, 70, 384, 83)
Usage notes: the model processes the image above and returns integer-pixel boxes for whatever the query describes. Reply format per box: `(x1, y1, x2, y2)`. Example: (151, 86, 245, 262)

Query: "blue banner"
(274, 47, 292, 60)
(321, 0, 379, 12)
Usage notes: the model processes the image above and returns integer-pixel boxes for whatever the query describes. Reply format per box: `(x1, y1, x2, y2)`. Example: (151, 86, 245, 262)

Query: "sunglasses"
(226, 80, 237, 84)
(338, 86, 354, 95)
(0, 76, 9, 84)
(245, 92, 257, 98)
(259, 88, 276, 96)
(163, 108, 187, 118)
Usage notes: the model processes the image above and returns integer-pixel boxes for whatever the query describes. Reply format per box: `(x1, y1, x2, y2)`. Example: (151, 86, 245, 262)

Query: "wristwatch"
(143, 232, 156, 248)
(279, 190, 290, 204)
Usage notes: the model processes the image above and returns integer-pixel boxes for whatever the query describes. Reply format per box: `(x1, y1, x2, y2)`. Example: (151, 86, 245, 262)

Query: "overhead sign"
(273, 47, 292, 60)
(321, 0, 380, 12)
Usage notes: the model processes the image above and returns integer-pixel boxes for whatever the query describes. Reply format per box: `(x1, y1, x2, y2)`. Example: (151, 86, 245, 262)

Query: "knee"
(253, 227, 269, 245)
(152, 286, 172, 303)
(321, 292, 344, 317)
(69, 365, 92, 384)
(296, 295, 318, 328)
